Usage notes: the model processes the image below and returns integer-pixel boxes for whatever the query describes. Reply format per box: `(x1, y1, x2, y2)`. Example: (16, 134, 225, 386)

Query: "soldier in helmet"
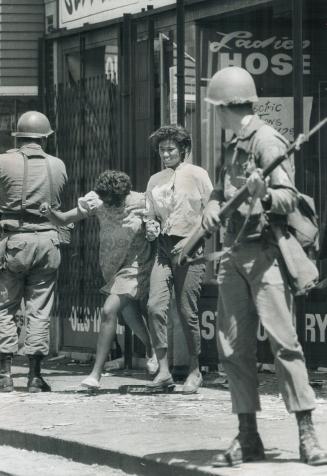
(202, 67, 327, 466)
(0, 111, 67, 393)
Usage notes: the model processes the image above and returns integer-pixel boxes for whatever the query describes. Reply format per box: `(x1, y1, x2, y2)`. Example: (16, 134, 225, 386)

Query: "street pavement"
(0, 355, 327, 476)
(0, 445, 133, 476)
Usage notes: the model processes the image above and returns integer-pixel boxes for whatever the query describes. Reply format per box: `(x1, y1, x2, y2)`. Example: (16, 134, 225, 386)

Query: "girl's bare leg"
(82, 294, 129, 387)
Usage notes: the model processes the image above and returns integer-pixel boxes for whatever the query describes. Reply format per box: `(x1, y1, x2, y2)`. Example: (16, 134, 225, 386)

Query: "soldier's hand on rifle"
(247, 169, 270, 199)
(202, 200, 220, 233)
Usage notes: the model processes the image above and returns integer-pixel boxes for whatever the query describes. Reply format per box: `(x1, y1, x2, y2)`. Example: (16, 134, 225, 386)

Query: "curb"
(0, 428, 220, 476)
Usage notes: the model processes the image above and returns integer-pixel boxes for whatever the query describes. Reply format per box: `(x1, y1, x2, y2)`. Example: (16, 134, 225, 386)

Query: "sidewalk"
(0, 355, 327, 476)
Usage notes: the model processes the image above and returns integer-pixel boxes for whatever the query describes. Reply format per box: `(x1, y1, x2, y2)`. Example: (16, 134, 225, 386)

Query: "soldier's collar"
(19, 144, 47, 158)
(224, 115, 266, 152)
(237, 114, 265, 141)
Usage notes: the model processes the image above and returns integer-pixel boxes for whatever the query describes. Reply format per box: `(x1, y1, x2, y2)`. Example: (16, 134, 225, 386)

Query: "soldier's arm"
(255, 135, 297, 215)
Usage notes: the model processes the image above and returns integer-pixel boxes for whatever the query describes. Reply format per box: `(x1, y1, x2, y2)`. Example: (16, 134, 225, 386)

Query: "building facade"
(42, 0, 327, 365)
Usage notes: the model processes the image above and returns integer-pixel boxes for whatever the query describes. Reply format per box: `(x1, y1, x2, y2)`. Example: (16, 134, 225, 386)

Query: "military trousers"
(0, 230, 61, 356)
(217, 239, 315, 414)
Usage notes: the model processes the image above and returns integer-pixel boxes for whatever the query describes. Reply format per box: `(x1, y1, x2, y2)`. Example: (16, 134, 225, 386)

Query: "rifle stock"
(179, 118, 327, 266)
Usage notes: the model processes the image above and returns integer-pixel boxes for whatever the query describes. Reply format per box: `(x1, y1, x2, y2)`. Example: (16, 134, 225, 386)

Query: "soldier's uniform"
(0, 112, 67, 393)
(203, 66, 327, 467)
(215, 115, 316, 414)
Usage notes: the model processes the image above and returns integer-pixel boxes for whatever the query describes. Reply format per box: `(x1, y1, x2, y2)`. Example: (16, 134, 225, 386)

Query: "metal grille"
(48, 74, 119, 323)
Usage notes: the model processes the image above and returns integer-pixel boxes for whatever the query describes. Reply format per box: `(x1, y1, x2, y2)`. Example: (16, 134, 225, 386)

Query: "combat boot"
(296, 411, 327, 465)
(212, 413, 265, 467)
(0, 353, 14, 392)
(27, 355, 51, 393)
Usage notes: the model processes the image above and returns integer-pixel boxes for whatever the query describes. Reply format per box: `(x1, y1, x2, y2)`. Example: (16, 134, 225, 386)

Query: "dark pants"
(147, 235, 205, 357)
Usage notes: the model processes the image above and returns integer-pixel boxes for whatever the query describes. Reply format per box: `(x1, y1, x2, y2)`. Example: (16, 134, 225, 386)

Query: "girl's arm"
(40, 191, 102, 225)
(39, 203, 86, 225)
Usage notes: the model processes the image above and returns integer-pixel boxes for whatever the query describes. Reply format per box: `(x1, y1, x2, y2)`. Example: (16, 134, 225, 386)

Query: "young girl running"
(40, 170, 158, 389)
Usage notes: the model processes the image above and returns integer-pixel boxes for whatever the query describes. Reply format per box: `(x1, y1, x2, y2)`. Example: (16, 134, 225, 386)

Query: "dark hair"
(94, 170, 132, 207)
(149, 125, 192, 159)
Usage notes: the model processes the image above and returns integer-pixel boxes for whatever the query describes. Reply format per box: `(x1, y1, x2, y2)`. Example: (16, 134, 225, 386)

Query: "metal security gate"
(48, 75, 119, 348)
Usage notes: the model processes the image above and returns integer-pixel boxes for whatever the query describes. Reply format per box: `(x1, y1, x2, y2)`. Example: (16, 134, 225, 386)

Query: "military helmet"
(12, 111, 54, 138)
(205, 66, 258, 106)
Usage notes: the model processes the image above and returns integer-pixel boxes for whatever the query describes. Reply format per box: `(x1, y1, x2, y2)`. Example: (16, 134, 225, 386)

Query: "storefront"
(44, 0, 327, 365)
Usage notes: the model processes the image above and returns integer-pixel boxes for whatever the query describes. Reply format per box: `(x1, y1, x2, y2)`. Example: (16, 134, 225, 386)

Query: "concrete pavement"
(0, 355, 327, 476)
(0, 445, 133, 476)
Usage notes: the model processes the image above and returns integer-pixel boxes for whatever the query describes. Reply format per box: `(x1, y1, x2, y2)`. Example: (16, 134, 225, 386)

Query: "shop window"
(66, 46, 106, 83)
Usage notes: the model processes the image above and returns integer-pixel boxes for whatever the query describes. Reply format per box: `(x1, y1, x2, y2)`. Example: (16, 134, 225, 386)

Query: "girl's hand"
(78, 191, 103, 213)
(145, 220, 160, 242)
(39, 202, 52, 216)
(171, 237, 189, 255)
(202, 201, 220, 233)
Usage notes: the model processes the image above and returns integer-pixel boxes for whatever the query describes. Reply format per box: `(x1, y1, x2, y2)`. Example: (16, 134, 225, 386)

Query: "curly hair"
(94, 170, 132, 207)
(149, 125, 192, 159)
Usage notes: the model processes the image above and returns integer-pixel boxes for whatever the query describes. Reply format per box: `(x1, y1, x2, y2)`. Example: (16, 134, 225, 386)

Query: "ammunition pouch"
(271, 224, 319, 296)
(287, 193, 319, 253)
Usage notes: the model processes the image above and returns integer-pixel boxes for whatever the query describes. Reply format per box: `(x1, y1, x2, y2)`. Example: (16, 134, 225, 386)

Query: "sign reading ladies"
(60, 0, 175, 29)
(201, 24, 312, 140)
(201, 27, 311, 96)
(209, 30, 310, 76)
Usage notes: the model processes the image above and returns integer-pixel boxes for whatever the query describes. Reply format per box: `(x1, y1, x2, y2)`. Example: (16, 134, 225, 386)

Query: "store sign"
(60, 0, 175, 29)
(254, 96, 313, 141)
(202, 25, 313, 140)
(62, 306, 124, 350)
(306, 314, 327, 343)
(208, 31, 310, 77)
(202, 28, 311, 96)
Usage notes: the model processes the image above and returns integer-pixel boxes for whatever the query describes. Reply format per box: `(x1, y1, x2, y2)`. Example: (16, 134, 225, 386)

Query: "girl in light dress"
(40, 170, 159, 389)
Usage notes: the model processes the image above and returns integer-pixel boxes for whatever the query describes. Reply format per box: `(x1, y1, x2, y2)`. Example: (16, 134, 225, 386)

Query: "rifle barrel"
(307, 117, 327, 139)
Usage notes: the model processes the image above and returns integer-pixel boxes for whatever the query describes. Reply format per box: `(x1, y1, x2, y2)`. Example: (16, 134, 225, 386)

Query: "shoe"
(145, 354, 159, 375)
(212, 432, 265, 467)
(0, 375, 14, 393)
(27, 376, 51, 393)
(147, 375, 174, 390)
(300, 441, 327, 466)
(81, 376, 100, 390)
(297, 411, 327, 465)
(182, 373, 203, 394)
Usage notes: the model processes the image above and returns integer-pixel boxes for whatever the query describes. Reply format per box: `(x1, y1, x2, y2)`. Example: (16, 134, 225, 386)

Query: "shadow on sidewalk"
(145, 447, 297, 469)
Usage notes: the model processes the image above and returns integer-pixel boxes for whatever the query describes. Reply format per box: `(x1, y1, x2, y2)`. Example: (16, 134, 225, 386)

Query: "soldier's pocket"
(5, 240, 27, 273)
(46, 237, 61, 271)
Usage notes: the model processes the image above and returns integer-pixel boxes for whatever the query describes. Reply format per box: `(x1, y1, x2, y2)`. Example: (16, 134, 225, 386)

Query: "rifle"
(179, 118, 327, 266)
